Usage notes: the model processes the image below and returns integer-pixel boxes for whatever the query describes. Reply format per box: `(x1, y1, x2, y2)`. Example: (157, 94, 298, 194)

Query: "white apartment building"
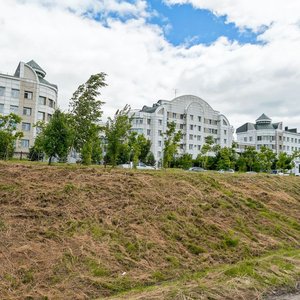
(236, 113, 300, 155)
(0, 60, 57, 155)
(130, 95, 234, 162)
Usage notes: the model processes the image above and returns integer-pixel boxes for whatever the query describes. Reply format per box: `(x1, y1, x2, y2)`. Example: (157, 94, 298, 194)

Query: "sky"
(0, 0, 300, 131)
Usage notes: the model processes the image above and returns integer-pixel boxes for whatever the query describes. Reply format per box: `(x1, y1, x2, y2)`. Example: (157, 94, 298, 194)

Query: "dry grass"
(0, 162, 299, 299)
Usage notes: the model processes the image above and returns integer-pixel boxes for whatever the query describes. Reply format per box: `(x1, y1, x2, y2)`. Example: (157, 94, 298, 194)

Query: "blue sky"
(147, 0, 259, 46)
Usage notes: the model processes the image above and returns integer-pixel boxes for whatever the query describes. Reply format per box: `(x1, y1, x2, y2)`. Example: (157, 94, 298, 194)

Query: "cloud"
(0, 0, 300, 132)
(163, 0, 300, 31)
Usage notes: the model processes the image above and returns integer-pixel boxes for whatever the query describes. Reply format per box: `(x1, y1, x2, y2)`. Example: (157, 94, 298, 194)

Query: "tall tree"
(0, 113, 23, 160)
(69, 73, 107, 165)
(36, 110, 73, 165)
(105, 105, 132, 167)
(162, 121, 181, 168)
(258, 146, 276, 172)
(276, 152, 293, 172)
(199, 135, 214, 169)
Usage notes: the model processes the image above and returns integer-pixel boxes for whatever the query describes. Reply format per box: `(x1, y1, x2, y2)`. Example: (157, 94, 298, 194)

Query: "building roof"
(236, 122, 256, 133)
(256, 113, 271, 123)
(26, 60, 46, 77)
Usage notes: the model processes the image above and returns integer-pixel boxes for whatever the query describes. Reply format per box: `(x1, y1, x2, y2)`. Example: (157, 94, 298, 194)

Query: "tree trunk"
(48, 156, 52, 165)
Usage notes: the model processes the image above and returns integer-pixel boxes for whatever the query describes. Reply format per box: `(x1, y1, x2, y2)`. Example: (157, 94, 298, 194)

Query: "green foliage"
(172, 153, 193, 169)
(145, 151, 156, 166)
(69, 73, 107, 165)
(0, 113, 23, 160)
(163, 121, 181, 168)
(35, 110, 73, 165)
(258, 146, 276, 172)
(276, 152, 293, 172)
(105, 105, 132, 167)
(237, 146, 259, 172)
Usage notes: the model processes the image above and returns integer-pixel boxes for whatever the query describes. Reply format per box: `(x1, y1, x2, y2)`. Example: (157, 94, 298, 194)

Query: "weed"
(186, 243, 205, 255)
(85, 258, 108, 277)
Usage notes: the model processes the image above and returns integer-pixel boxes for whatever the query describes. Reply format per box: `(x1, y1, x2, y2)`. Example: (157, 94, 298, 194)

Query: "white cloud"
(164, 0, 300, 31)
(0, 0, 300, 132)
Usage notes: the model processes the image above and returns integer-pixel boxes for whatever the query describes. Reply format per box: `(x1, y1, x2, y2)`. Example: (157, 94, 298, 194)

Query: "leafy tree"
(105, 105, 132, 167)
(198, 135, 214, 169)
(69, 73, 107, 165)
(36, 110, 73, 165)
(242, 146, 259, 171)
(0, 113, 23, 160)
(276, 152, 293, 172)
(173, 153, 193, 169)
(162, 121, 181, 168)
(145, 151, 156, 166)
(28, 145, 44, 161)
(91, 138, 102, 164)
(216, 147, 232, 170)
(258, 146, 276, 172)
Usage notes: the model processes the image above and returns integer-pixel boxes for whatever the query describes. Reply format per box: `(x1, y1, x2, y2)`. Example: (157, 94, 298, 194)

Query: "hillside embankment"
(0, 163, 300, 300)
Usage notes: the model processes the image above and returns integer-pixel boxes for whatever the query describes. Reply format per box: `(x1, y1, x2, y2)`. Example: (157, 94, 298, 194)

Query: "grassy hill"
(0, 163, 300, 299)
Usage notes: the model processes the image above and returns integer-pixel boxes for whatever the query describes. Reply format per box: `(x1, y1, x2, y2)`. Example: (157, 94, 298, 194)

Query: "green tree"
(145, 151, 156, 166)
(0, 113, 23, 160)
(36, 110, 73, 165)
(105, 105, 132, 167)
(243, 146, 259, 171)
(198, 135, 214, 169)
(173, 153, 193, 169)
(258, 146, 276, 172)
(276, 152, 293, 172)
(70, 73, 107, 165)
(216, 147, 232, 170)
(162, 121, 181, 168)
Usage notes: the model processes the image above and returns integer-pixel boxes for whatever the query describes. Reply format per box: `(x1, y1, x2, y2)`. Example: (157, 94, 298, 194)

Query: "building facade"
(130, 95, 234, 162)
(236, 113, 300, 155)
(0, 60, 57, 155)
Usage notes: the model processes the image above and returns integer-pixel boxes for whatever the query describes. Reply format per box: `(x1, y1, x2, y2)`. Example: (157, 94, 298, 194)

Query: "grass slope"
(0, 163, 299, 299)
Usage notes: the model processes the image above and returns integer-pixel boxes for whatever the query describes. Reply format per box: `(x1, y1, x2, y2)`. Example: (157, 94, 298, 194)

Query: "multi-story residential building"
(0, 60, 57, 155)
(236, 113, 300, 155)
(130, 95, 234, 162)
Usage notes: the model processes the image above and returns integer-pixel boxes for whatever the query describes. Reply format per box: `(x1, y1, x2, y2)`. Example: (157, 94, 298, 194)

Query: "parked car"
(188, 167, 206, 172)
(118, 162, 155, 170)
(218, 169, 235, 173)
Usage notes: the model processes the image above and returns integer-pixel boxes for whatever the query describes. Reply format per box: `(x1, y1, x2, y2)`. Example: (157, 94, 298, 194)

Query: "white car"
(118, 162, 155, 170)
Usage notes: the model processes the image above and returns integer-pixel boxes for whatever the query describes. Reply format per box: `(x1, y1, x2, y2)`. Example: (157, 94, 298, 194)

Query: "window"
(0, 86, 5, 96)
(190, 124, 193, 130)
(223, 119, 227, 126)
(244, 137, 247, 142)
(190, 115, 194, 121)
(257, 136, 262, 141)
(147, 119, 151, 125)
(198, 145, 201, 150)
(10, 105, 19, 113)
(180, 114, 184, 119)
(224, 130, 227, 135)
(180, 124, 184, 129)
(158, 119, 162, 125)
(39, 96, 46, 105)
(287, 137, 290, 142)
(147, 129, 151, 136)
(198, 126, 201, 131)
(224, 139, 227, 144)
(158, 130, 162, 136)
(24, 91, 33, 99)
(47, 114, 52, 121)
(139, 119, 143, 124)
(198, 116, 201, 122)
(158, 141, 162, 147)
(0, 103, 4, 113)
(49, 99, 55, 108)
(291, 138, 294, 143)
(38, 111, 45, 121)
(197, 135, 201, 141)
(189, 134, 193, 140)
(249, 137, 253, 142)
(189, 144, 193, 150)
(11, 89, 20, 98)
(23, 107, 32, 116)
(21, 139, 30, 148)
(173, 113, 176, 118)
(22, 122, 31, 131)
